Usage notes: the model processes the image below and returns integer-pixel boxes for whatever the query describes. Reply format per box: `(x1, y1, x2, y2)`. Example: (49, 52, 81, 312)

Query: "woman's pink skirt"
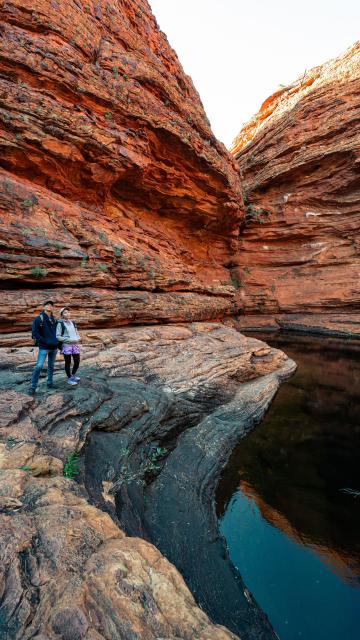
(62, 343, 80, 355)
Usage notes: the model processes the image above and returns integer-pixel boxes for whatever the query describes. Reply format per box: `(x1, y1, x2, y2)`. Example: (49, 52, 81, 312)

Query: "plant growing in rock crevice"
(31, 266, 48, 278)
(97, 263, 109, 272)
(110, 446, 168, 493)
(230, 272, 240, 290)
(244, 204, 269, 225)
(240, 190, 270, 234)
(99, 231, 109, 245)
(113, 245, 122, 257)
(63, 451, 80, 479)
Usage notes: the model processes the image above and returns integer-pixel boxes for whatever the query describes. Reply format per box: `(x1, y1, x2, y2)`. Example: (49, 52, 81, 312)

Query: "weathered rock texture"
(0, 0, 243, 332)
(0, 2, 299, 637)
(0, 323, 295, 640)
(231, 42, 360, 336)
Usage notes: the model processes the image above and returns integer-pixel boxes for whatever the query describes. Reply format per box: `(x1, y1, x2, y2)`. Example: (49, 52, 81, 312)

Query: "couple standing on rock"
(30, 300, 81, 395)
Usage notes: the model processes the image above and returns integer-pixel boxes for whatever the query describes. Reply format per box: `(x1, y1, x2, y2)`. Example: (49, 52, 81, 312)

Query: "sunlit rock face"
(230, 42, 360, 335)
(0, 0, 243, 332)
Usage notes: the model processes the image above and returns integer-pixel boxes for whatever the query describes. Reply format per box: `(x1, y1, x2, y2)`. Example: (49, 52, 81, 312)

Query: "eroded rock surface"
(231, 42, 360, 335)
(0, 322, 295, 640)
(0, 0, 243, 331)
(0, 1, 300, 637)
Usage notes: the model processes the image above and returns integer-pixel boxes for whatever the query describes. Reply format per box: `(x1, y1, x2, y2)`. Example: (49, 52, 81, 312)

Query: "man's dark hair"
(43, 300, 54, 306)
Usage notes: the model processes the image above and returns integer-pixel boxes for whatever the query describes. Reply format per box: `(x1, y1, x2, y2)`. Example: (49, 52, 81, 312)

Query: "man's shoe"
(71, 375, 81, 382)
(67, 378, 77, 386)
(29, 388, 36, 396)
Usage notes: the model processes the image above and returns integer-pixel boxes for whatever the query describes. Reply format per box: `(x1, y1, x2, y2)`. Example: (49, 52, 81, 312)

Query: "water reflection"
(217, 334, 360, 639)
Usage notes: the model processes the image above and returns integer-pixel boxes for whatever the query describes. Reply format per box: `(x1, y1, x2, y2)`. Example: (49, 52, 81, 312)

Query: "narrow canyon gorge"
(0, 1, 358, 639)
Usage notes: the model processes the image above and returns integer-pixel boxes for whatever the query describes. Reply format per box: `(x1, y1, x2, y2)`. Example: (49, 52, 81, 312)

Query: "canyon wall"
(0, 0, 243, 332)
(231, 42, 360, 336)
(0, 2, 292, 640)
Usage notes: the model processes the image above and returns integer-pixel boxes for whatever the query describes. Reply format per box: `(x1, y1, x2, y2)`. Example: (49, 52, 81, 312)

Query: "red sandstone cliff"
(0, 5, 301, 639)
(0, 0, 243, 332)
(230, 42, 360, 336)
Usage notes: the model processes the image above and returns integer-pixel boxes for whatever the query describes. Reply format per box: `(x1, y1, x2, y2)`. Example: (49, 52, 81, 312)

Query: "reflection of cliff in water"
(217, 334, 360, 585)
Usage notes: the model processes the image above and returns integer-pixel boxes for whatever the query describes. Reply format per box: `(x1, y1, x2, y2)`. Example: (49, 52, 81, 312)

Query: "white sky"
(148, 0, 360, 147)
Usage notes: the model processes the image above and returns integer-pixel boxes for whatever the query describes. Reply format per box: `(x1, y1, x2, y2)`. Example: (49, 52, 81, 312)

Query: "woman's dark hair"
(60, 306, 70, 317)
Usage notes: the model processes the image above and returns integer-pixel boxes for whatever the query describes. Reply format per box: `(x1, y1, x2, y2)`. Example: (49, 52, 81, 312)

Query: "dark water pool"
(217, 333, 360, 640)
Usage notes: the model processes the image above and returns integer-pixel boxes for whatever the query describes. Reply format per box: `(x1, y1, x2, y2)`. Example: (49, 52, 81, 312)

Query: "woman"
(56, 307, 81, 385)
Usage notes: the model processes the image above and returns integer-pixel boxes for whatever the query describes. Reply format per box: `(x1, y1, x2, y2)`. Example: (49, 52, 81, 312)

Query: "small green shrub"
(111, 446, 168, 492)
(31, 267, 47, 278)
(99, 231, 109, 244)
(21, 198, 36, 209)
(230, 273, 240, 290)
(97, 263, 108, 272)
(244, 205, 269, 225)
(63, 452, 79, 479)
(146, 447, 167, 471)
(113, 245, 122, 257)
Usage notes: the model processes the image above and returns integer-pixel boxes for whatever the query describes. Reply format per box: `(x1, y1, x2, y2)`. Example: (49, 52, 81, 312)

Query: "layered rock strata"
(0, 323, 295, 640)
(0, 2, 299, 637)
(0, 0, 243, 331)
(231, 42, 360, 335)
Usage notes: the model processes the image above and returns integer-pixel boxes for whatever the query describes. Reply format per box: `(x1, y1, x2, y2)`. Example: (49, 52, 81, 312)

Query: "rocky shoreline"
(226, 313, 360, 339)
(0, 322, 295, 639)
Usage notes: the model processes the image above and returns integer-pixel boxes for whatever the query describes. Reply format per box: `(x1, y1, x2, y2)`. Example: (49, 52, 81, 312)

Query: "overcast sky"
(148, 0, 359, 147)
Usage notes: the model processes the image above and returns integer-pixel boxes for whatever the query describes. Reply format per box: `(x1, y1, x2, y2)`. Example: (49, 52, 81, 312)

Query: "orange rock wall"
(0, 0, 243, 331)
(231, 43, 360, 327)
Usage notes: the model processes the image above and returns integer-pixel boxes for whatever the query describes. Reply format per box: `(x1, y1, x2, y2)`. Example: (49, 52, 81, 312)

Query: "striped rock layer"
(0, 0, 243, 332)
(231, 42, 360, 336)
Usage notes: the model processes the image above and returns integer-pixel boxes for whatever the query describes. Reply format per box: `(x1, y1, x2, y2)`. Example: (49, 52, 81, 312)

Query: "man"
(30, 300, 58, 395)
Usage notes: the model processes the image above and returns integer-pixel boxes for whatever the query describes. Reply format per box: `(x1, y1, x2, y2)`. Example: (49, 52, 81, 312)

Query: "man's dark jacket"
(32, 312, 58, 350)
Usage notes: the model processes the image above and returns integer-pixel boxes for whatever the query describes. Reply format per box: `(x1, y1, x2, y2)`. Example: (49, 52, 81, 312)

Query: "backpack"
(57, 320, 77, 351)
(31, 314, 44, 346)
